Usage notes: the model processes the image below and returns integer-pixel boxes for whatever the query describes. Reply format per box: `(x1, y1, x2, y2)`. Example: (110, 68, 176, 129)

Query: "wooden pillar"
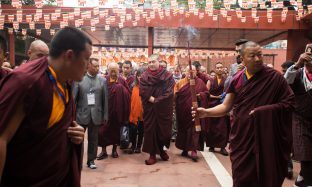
(286, 29, 312, 62)
(8, 32, 15, 67)
(148, 27, 154, 56)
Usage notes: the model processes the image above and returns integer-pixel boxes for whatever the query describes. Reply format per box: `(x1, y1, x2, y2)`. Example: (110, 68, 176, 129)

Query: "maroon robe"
(0, 68, 9, 81)
(125, 75, 135, 90)
(140, 68, 175, 155)
(197, 72, 210, 84)
(0, 57, 82, 187)
(98, 76, 130, 146)
(288, 69, 312, 161)
(206, 76, 230, 148)
(175, 77, 209, 151)
(227, 66, 295, 187)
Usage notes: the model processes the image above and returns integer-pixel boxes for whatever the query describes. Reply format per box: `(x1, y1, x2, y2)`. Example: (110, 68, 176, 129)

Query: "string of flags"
(1, 0, 311, 36)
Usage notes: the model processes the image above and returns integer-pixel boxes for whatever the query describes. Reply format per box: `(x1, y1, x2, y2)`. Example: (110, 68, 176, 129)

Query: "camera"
(306, 44, 312, 55)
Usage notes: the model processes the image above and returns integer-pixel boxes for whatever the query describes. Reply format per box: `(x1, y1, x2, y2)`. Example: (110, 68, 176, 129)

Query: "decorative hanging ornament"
(212, 15, 218, 21)
(251, 8, 257, 18)
(12, 0, 22, 8)
(79, 0, 87, 6)
(36, 9, 43, 18)
(236, 8, 242, 18)
(29, 22, 35, 29)
(35, 0, 43, 8)
(51, 13, 58, 21)
(36, 29, 41, 36)
(56, 0, 63, 7)
(268, 17, 273, 23)
(93, 7, 99, 16)
(99, 0, 107, 6)
(50, 29, 56, 36)
(26, 15, 33, 23)
(8, 15, 15, 23)
(22, 29, 27, 35)
(45, 20, 51, 29)
(199, 13, 204, 19)
(226, 15, 232, 22)
(16, 9, 23, 22)
(241, 16, 246, 23)
(8, 28, 14, 35)
(44, 14, 50, 21)
(13, 21, 19, 30)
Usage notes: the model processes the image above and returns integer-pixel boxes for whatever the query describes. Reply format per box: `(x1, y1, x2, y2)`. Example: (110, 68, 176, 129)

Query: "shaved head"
(240, 41, 260, 57)
(108, 62, 119, 80)
(185, 65, 196, 72)
(28, 40, 49, 61)
(108, 62, 119, 70)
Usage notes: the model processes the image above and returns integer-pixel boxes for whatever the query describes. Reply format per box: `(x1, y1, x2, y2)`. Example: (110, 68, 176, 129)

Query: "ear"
(64, 49, 75, 62)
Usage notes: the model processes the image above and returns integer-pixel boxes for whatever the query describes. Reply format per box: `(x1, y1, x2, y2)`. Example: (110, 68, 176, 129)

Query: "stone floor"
(81, 140, 299, 187)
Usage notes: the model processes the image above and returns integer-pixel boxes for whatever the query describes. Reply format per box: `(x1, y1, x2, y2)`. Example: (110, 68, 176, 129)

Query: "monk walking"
(174, 65, 209, 161)
(97, 62, 131, 159)
(206, 62, 229, 156)
(0, 27, 88, 186)
(140, 54, 175, 165)
(193, 41, 295, 187)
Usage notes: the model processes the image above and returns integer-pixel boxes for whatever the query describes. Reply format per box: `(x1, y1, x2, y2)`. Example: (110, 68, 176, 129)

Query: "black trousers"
(83, 121, 99, 162)
(301, 161, 312, 185)
(129, 121, 144, 149)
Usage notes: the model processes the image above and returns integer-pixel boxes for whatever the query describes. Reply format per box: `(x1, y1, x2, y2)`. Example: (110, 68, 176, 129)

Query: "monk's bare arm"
(0, 103, 25, 180)
(206, 80, 211, 91)
(193, 93, 234, 118)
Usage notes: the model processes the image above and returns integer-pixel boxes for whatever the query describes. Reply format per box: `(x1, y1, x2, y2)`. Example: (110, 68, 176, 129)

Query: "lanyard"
(46, 69, 67, 106)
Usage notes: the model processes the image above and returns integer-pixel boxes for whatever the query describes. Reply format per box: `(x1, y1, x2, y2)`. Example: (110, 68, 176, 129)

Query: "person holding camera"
(284, 48, 312, 187)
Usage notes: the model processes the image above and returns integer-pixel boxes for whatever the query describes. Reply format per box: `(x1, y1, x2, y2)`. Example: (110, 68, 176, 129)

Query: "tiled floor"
(81, 141, 299, 187)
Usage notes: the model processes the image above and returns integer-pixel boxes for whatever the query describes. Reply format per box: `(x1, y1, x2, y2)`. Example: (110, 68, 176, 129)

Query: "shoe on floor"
(220, 148, 229, 156)
(134, 148, 141, 153)
(209, 147, 215, 152)
(145, 155, 157, 165)
(294, 175, 305, 187)
(181, 150, 188, 157)
(126, 148, 134, 154)
(191, 151, 198, 162)
(112, 150, 119, 158)
(87, 161, 97, 169)
(160, 151, 169, 161)
(96, 152, 108, 160)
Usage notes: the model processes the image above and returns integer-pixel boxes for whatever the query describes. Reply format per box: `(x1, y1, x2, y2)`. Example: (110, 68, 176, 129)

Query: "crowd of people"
(0, 26, 311, 187)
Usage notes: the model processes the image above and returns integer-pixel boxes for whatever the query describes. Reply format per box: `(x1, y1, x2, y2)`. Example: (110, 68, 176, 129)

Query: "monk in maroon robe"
(140, 54, 175, 165)
(193, 61, 210, 84)
(175, 65, 209, 161)
(122, 60, 135, 92)
(0, 27, 89, 186)
(194, 42, 295, 187)
(97, 62, 131, 159)
(206, 62, 229, 156)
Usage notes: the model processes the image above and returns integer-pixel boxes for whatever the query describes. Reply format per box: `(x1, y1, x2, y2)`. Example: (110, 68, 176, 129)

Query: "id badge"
(87, 93, 95, 105)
